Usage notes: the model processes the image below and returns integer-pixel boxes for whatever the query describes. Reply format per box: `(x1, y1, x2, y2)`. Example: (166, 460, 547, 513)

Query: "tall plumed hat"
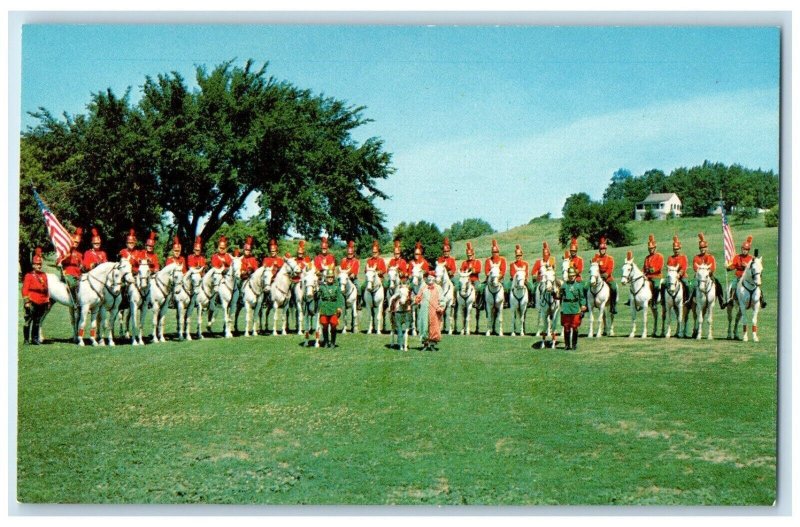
(443, 237, 451, 251)
(672, 235, 681, 250)
(515, 244, 522, 256)
(321, 236, 329, 249)
(542, 241, 550, 257)
(570, 237, 578, 252)
(297, 240, 306, 254)
(698, 233, 708, 249)
(32, 246, 44, 265)
(91, 227, 102, 244)
(172, 236, 181, 250)
(599, 237, 607, 250)
(72, 227, 83, 244)
(742, 235, 753, 250)
(145, 231, 157, 248)
(491, 239, 499, 253)
(372, 239, 380, 252)
(415, 241, 423, 254)
(393, 239, 401, 252)
(648, 234, 656, 249)
(194, 236, 203, 250)
(126, 229, 137, 243)
(626, 250, 633, 261)
(466, 241, 474, 255)
(244, 236, 254, 251)
(218, 235, 228, 248)
(347, 240, 355, 254)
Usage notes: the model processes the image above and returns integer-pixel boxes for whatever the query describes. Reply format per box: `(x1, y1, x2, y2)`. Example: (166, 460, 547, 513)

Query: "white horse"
(171, 267, 196, 341)
(208, 257, 240, 338)
(148, 262, 181, 343)
(434, 262, 455, 335)
(533, 266, 559, 348)
(727, 256, 763, 342)
(238, 266, 272, 337)
(661, 265, 686, 339)
(382, 266, 400, 333)
(42, 272, 77, 342)
(75, 261, 128, 347)
(454, 270, 476, 335)
(125, 260, 152, 346)
(300, 267, 321, 347)
(408, 263, 425, 336)
(508, 268, 528, 337)
(586, 261, 613, 338)
(484, 262, 505, 337)
(269, 257, 301, 335)
(338, 268, 359, 334)
(187, 267, 223, 340)
(620, 252, 653, 339)
(363, 265, 385, 334)
(691, 263, 717, 340)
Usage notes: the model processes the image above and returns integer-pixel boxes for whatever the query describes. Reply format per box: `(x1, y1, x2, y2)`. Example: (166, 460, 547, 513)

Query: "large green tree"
(20, 59, 393, 271)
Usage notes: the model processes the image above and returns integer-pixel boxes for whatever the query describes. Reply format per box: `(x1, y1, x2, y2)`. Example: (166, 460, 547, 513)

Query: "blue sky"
(20, 24, 780, 233)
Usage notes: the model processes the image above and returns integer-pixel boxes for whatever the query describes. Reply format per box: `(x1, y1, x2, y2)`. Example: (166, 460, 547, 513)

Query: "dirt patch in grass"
(388, 476, 451, 503)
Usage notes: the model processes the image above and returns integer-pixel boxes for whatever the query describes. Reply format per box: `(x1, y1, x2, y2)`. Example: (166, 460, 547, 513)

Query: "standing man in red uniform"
(82, 228, 108, 271)
(568, 237, 584, 282)
(692, 233, 725, 309)
(592, 237, 617, 314)
(165, 236, 188, 272)
(314, 236, 336, 274)
(141, 231, 161, 272)
(188, 236, 206, 273)
(22, 247, 50, 345)
(58, 227, 83, 302)
(725, 235, 766, 308)
(643, 234, 664, 308)
(262, 239, 284, 280)
(531, 241, 556, 307)
(387, 240, 408, 277)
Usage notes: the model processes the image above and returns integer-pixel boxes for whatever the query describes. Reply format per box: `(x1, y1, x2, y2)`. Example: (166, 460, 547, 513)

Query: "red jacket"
(460, 259, 481, 282)
(592, 253, 615, 282)
(643, 252, 664, 279)
(165, 255, 188, 273)
(59, 249, 83, 278)
(388, 257, 408, 275)
(262, 255, 284, 277)
(509, 259, 529, 280)
(22, 271, 50, 305)
(241, 255, 259, 277)
(187, 254, 206, 270)
(211, 252, 232, 270)
(693, 253, 717, 274)
(292, 255, 311, 282)
(314, 253, 336, 272)
(436, 256, 457, 277)
(531, 256, 556, 280)
(568, 255, 584, 282)
(366, 256, 388, 276)
(484, 256, 507, 278)
(82, 249, 108, 271)
(142, 251, 161, 272)
(727, 253, 753, 279)
(340, 256, 360, 278)
(409, 257, 430, 273)
(667, 254, 689, 279)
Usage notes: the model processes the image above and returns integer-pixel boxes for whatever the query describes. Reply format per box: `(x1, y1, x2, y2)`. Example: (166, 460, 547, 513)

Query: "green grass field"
(16, 215, 778, 505)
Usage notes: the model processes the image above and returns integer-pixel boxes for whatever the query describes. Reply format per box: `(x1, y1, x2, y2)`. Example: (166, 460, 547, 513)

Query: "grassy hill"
(16, 215, 778, 505)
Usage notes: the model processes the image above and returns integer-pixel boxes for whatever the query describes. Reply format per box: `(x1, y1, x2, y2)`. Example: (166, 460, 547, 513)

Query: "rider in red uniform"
(313, 236, 336, 274)
(361, 239, 388, 299)
(508, 244, 534, 301)
(240, 236, 259, 280)
(141, 231, 161, 272)
(164, 236, 188, 272)
(568, 237, 584, 282)
(692, 233, 725, 309)
(387, 240, 408, 277)
(82, 228, 108, 271)
(58, 227, 83, 302)
(187, 236, 206, 272)
(725, 235, 766, 308)
(665, 235, 690, 304)
(262, 239, 284, 280)
(531, 242, 556, 308)
(643, 234, 664, 308)
(211, 236, 233, 270)
(437, 238, 457, 278)
(409, 241, 430, 274)
(119, 229, 140, 272)
(22, 247, 50, 345)
(592, 237, 617, 314)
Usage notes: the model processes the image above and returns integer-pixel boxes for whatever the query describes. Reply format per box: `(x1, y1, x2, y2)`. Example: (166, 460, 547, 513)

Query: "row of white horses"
(39, 250, 765, 346)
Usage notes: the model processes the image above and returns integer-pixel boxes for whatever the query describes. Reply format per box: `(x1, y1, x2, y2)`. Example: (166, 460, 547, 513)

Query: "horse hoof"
(485, 331, 491, 337)
(109, 340, 115, 347)
(753, 334, 759, 342)
(510, 333, 516, 337)
(628, 333, 635, 339)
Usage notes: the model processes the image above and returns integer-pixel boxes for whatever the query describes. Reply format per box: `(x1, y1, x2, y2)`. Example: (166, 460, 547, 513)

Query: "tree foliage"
(20, 59, 393, 270)
(443, 218, 495, 241)
(559, 193, 633, 248)
(392, 221, 444, 264)
(764, 205, 779, 228)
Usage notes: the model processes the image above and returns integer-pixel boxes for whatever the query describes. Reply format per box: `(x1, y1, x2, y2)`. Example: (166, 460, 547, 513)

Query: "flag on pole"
(721, 204, 736, 265)
(32, 188, 72, 262)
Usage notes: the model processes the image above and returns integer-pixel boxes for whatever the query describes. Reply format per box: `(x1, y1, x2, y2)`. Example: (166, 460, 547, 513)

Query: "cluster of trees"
(20, 59, 394, 271)
(391, 221, 445, 263)
(603, 162, 779, 218)
(558, 162, 779, 249)
(443, 218, 494, 242)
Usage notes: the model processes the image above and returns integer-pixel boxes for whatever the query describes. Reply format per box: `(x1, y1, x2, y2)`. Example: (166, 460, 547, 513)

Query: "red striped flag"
(32, 188, 72, 262)
(721, 206, 735, 265)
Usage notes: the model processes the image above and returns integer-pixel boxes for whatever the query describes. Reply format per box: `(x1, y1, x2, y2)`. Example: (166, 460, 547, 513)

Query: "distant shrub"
(765, 206, 779, 228)
(529, 212, 552, 224)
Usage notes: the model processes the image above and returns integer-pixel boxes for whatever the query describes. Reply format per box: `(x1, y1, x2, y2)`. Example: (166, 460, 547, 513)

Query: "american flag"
(721, 204, 736, 264)
(32, 188, 73, 262)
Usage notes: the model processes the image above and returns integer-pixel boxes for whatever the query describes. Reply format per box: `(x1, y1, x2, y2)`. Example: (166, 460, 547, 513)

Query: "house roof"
(637, 192, 680, 205)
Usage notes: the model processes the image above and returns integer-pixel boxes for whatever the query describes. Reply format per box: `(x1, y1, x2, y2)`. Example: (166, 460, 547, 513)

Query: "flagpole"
(721, 194, 729, 305)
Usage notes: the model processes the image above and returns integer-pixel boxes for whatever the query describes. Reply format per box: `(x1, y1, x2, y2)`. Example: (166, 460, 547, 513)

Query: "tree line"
(19, 59, 394, 271)
(558, 162, 779, 248)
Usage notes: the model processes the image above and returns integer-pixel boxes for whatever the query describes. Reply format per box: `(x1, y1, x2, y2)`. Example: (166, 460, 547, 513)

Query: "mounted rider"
(119, 229, 140, 271)
(82, 228, 108, 272)
(387, 240, 408, 278)
(592, 237, 617, 314)
(459, 241, 482, 307)
(568, 237, 584, 282)
(239, 236, 259, 280)
(361, 239, 387, 301)
(692, 233, 725, 309)
(314, 236, 336, 274)
(409, 241, 430, 274)
(484, 239, 507, 307)
(437, 238, 457, 279)
(261, 239, 284, 281)
(187, 236, 207, 273)
(58, 227, 83, 303)
(642, 234, 664, 308)
(142, 231, 161, 272)
(665, 234, 690, 304)
(725, 235, 767, 309)
(211, 235, 233, 270)
(531, 241, 555, 307)
(22, 247, 50, 345)
(164, 236, 188, 272)
(340, 240, 361, 305)
(293, 239, 312, 287)
(509, 243, 534, 303)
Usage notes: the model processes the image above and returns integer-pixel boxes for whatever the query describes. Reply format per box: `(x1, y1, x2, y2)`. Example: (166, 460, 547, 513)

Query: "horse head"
(283, 256, 300, 278)
(513, 267, 526, 289)
(338, 268, 351, 293)
(172, 268, 186, 296)
(666, 265, 681, 293)
(410, 263, 424, 289)
(434, 262, 447, 284)
(561, 255, 571, 282)
(301, 267, 318, 299)
(459, 271, 473, 294)
(747, 257, 763, 287)
(589, 261, 602, 287)
(620, 252, 636, 285)
(136, 260, 151, 288)
(540, 265, 556, 293)
(365, 265, 380, 291)
(487, 261, 501, 286)
(386, 266, 399, 290)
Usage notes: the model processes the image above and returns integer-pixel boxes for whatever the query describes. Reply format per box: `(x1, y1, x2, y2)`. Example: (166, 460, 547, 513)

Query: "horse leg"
(628, 303, 637, 339)
(707, 302, 714, 340)
(641, 304, 649, 339)
(751, 303, 760, 342)
(695, 304, 703, 340)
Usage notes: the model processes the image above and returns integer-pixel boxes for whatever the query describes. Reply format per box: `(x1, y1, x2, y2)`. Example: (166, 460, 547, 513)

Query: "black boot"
(321, 326, 329, 348)
(331, 327, 338, 348)
(564, 329, 572, 350)
(571, 330, 579, 350)
(760, 292, 767, 309)
(610, 288, 618, 314)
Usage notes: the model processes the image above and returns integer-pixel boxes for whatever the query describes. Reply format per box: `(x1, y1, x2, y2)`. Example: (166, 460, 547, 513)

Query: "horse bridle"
(624, 265, 647, 298)
(83, 265, 123, 304)
(740, 264, 762, 307)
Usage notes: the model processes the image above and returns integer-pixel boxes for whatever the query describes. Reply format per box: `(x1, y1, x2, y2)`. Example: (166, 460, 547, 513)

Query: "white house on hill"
(635, 192, 682, 221)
